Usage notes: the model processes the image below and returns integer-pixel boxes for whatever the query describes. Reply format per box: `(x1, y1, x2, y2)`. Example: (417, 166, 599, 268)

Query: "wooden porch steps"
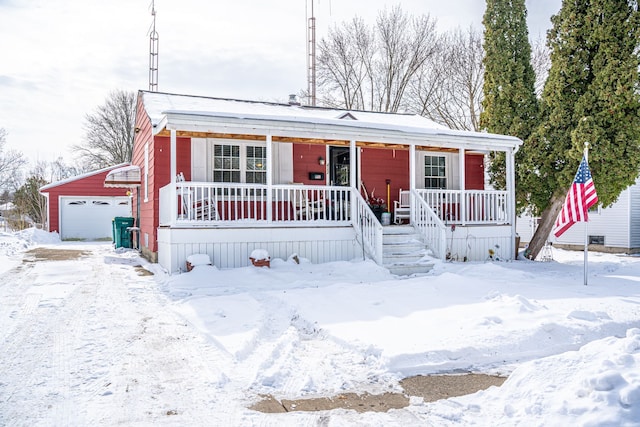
(382, 225, 434, 276)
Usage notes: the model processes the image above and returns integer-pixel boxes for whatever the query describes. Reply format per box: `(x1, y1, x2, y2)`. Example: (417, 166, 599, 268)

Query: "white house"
(517, 176, 640, 254)
(128, 91, 523, 273)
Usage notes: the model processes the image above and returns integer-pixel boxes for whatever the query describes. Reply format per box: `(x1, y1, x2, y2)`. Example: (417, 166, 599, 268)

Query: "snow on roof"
(140, 91, 521, 147)
(39, 163, 130, 192)
(104, 165, 141, 188)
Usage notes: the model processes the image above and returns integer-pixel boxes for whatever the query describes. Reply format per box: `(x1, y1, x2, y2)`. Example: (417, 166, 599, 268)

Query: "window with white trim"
(424, 155, 446, 189)
(212, 143, 266, 184)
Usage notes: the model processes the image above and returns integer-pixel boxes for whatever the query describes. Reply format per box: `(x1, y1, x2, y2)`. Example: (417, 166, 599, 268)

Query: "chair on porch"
(393, 189, 410, 224)
(192, 195, 219, 220)
(291, 184, 326, 220)
(177, 174, 219, 221)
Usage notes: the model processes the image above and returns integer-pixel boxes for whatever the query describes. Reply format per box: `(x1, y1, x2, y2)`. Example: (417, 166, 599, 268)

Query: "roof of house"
(39, 163, 130, 192)
(139, 91, 522, 151)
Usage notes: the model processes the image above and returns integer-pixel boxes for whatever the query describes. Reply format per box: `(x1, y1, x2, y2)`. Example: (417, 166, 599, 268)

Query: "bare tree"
(73, 89, 136, 170)
(0, 128, 27, 192)
(317, 17, 374, 109)
(317, 5, 438, 112)
(530, 35, 551, 98)
(48, 157, 83, 182)
(406, 27, 485, 131)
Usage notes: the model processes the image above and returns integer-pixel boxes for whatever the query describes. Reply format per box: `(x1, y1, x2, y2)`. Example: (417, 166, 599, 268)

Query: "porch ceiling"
(155, 129, 466, 152)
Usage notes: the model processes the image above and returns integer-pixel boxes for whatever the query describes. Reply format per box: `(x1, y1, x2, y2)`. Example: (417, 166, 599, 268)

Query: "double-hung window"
(212, 143, 266, 184)
(424, 155, 446, 189)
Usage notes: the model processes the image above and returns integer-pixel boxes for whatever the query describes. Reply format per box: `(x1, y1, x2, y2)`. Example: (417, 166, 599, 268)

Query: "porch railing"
(160, 182, 353, 225)
(411, 190, 447, 260)
(159, 181, 384, 264)
(352, 191, 384, 265)
(418, 189, 509, 225)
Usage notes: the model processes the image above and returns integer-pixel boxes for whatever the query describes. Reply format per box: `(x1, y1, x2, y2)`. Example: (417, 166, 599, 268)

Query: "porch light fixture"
(318, 156, 325, 165)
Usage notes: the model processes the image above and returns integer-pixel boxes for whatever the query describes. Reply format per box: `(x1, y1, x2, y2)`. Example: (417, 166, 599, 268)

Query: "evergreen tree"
(480, 0, 539, 211)
(524, 0, 640, 259)
(13, 175, 48, 228)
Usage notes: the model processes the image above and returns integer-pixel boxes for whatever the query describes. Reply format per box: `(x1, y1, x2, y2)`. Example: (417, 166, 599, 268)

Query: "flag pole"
(584, 143, 589, 286)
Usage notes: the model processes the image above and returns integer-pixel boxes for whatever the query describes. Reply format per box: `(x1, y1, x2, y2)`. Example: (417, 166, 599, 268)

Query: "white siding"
(554, 189, 631, 248)
(515, 215, 538, 243)
(158, 226, 362, 273)
(445, 224, 513, 261)
(518, 181, 640, 251)
(191, 138, 207, 181)
(630, 180, 640, 248)
(272, 142, 294, 184)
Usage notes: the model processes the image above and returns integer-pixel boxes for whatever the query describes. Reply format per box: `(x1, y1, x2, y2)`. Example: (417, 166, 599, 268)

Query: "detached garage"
(40, 164, 133, 241)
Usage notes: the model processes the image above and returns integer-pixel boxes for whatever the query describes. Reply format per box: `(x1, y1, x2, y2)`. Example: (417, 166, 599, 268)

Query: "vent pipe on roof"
(288, 94, 301, 106)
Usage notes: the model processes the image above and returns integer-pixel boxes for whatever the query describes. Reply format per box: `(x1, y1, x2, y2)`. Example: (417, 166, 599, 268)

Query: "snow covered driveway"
(1, 236, 640, 426)
(0, 244, 229, 426)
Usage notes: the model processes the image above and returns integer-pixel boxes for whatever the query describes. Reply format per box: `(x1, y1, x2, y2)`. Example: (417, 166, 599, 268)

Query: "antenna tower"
(306, 0, 316, 106)
(148, 0, 159, 92)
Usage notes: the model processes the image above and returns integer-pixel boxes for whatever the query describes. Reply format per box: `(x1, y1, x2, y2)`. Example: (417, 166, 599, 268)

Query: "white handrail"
(417, 189, 509, 224)
(411, 189, 447, 260)
(352, 190, 383, 264)
(167, 182, 353, 224)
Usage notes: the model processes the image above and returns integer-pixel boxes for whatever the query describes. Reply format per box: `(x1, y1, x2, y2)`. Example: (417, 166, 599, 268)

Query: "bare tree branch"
(0, 128, 28, 192)
(73, 89, 136, 170)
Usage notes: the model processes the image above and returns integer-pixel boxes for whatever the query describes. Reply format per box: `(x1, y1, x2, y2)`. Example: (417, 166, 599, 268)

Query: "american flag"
(553, 156, 598, 238)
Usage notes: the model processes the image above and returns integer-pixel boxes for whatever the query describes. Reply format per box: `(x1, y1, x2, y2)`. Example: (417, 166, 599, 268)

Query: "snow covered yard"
(0, 229, 639, 426)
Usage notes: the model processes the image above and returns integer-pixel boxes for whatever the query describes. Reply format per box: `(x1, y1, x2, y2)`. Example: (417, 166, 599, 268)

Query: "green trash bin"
(113, 217, 135, 248)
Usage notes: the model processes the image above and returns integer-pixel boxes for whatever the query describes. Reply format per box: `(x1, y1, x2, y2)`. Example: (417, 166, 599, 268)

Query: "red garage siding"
(40, 168, 130, 234)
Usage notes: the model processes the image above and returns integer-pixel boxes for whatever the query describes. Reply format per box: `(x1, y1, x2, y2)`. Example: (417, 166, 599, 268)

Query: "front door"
(330, 146, 350, 186)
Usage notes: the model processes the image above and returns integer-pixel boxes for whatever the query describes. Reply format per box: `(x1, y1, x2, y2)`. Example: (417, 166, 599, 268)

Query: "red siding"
(293, 144, 327, 184)
(465, 154, 485, 190)
(360, 147, 409, 213)
(41, 169, 129, 233)
(132, 93, 192, 254)
(132, 95, 155, 252)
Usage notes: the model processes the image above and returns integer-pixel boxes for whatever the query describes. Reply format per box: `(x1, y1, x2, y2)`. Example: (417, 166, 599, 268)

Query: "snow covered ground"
(0, 228, 639, 426)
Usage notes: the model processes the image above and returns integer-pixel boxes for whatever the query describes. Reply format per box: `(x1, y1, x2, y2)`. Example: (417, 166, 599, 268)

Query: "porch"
(158, 182, 514, 272)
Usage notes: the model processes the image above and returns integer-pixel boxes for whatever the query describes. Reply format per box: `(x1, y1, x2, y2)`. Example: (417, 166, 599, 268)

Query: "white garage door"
(60, 196, 132, 240)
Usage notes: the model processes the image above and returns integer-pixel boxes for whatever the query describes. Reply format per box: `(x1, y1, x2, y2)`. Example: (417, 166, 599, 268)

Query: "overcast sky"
(0, 0, 561, 167)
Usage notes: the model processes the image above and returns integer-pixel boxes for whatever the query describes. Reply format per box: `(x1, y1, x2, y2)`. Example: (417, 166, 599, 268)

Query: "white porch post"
(266, 134, 273, 222)
(350, 139, 357, 220)
(409, 145, 416, 190)
(459, 148, 466, 225)
(409, 144, 416, 223)
(170, 129, 177, 223)
(506, 147, 516, 259)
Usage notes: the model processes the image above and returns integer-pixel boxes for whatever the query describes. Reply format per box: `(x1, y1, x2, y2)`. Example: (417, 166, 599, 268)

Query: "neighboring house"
(129, 91, 522, 273)
(517, 176, 640, 254)
(40, 164, 133, 240)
